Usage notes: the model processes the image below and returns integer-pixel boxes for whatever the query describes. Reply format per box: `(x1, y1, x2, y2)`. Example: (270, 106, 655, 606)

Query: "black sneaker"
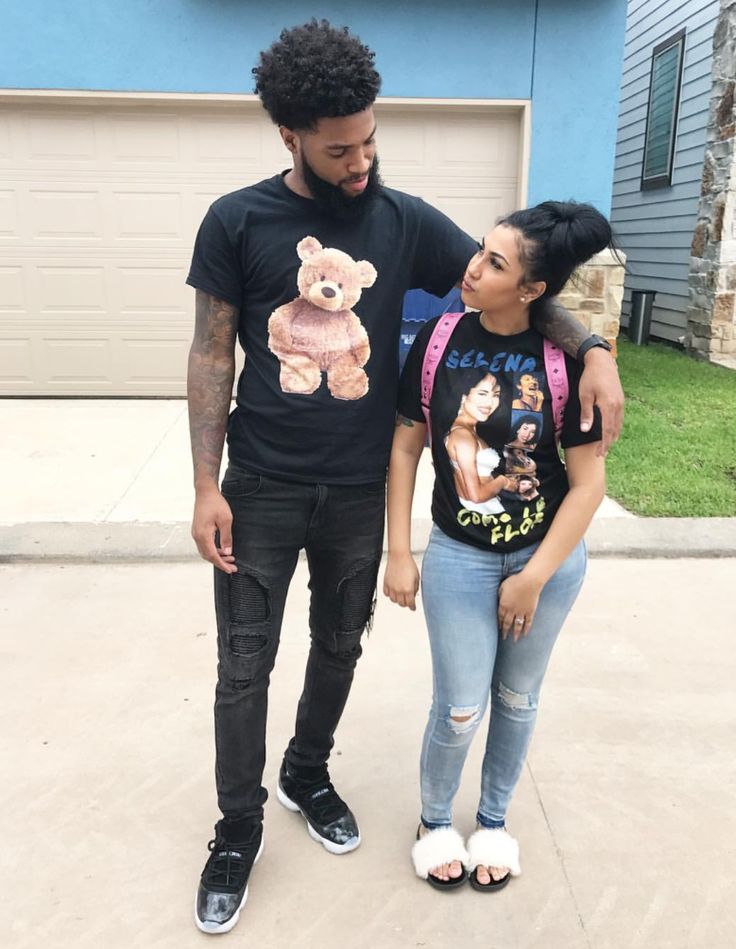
(194, 819, 264, 935)
(277, 762, 361, 854)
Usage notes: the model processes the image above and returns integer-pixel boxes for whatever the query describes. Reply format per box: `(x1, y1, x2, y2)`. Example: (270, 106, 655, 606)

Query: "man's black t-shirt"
(187, 174, 477, 483)
(398, 312, 602, 552)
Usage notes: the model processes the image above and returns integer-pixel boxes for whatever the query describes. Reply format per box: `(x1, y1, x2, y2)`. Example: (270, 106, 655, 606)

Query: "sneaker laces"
(298, 778, 347, 825)
(202, 827, 260, 893)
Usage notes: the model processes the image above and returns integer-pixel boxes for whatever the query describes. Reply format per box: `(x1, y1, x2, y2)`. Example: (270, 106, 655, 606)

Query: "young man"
(187, 20, 623, 934)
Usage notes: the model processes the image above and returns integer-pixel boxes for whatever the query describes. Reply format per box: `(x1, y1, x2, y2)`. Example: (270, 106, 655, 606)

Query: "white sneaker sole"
(194, 834, 265, 935)
(276, 782, 361, 855)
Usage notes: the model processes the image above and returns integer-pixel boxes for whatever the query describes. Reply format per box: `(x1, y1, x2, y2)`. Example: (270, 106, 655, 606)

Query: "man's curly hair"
(253, 20, 381, 130)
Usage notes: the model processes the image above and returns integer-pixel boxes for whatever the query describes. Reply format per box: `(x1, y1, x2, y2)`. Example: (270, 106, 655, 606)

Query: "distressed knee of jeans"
(448, 704, 481, 734)
(495, 681, 537, 715)
(228, 623, 268, 661)
(220, 623, 268, 692)
(229, 675, 252, 692)
(221, 570, 271, 682)
(219, 659, 254, 692)
(229, 569, 270, 625)
(334, 628, 363, 661)
(337, 560, 378, 635)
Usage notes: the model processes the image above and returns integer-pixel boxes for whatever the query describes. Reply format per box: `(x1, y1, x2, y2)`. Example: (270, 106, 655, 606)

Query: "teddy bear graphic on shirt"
(267, 236, 377, 401)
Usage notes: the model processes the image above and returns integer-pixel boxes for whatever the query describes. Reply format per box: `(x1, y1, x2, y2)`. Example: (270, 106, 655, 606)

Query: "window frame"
(640, 28, 686, 191)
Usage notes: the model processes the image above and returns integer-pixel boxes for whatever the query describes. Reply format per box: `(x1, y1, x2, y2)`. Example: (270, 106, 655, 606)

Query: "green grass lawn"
(605, 339, 736, 516)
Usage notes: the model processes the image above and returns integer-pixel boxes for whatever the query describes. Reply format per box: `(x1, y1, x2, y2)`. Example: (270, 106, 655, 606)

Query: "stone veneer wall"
(687, 0, 736, 360)
(556, 248, 625, 354)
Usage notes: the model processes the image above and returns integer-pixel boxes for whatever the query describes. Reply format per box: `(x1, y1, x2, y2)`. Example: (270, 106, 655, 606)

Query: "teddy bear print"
(267, 236, 377, 401)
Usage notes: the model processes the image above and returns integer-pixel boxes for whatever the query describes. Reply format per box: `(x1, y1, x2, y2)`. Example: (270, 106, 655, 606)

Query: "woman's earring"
(520, 296, 526, 303)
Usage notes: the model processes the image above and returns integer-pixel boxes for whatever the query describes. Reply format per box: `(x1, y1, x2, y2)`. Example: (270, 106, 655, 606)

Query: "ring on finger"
(514, 617, 524, 625)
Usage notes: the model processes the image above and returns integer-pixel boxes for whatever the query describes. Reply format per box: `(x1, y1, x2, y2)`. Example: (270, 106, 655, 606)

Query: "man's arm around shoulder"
(187, 289, 239, 573)
(532, 298, 624, 456)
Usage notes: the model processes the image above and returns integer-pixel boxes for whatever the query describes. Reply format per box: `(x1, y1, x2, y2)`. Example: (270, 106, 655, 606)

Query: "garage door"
(0, 94, 524, 395)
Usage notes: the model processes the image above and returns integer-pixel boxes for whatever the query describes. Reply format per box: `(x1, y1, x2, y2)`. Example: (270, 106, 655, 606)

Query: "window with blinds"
(641, 29, 686, 190)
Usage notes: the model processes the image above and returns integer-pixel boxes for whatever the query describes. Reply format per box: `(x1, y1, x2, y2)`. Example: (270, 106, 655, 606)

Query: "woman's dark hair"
(498, 200, 616, 298)
(253, 20, 381, 130)
(512, 414, 539, 438)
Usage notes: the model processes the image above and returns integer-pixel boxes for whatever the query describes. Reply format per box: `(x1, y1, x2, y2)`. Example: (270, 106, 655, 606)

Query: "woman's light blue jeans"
(419, 525, 587, 829)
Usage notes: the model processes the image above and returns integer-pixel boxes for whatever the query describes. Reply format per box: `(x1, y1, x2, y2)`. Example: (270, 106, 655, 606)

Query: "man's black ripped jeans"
(213, 464, 385, 821)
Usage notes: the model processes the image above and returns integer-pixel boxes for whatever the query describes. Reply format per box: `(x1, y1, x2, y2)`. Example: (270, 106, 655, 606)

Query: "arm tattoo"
(531, 298, 590, 358)
(187, 290, 239, 485)
(395, 414, 415, 428)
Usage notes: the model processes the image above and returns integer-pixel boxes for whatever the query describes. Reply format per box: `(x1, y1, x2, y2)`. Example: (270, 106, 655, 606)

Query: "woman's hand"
(383, 551, 420, 610)
(498, 571, 543, 641)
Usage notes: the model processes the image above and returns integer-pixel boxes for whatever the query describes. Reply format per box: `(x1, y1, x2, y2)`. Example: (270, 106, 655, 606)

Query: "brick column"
(686, 0, 736, 362)
(557, 248, 625, 354)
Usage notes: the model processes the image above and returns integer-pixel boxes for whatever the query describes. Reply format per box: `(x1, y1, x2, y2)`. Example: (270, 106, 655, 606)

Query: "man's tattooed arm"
(531, 298, 590, 358)
(531, 296, 624, 454)
(187, 290, 238, 488)
(187, 290, 239, 572)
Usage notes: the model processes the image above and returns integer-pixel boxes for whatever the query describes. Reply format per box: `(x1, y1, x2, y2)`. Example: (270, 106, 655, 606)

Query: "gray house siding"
(611, 0, 719, 342)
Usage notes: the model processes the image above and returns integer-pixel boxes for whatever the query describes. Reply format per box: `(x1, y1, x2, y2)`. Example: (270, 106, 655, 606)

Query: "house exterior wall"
(2, 0, 626, 215)
(558, 249, 626, 349)
(611, 0, 720, 342)
(686, 0, 736, 361)
(0, 1, 628, 393)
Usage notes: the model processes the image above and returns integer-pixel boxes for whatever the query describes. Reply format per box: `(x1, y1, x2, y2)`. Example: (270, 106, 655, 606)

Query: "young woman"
(383, 201, 612, 892)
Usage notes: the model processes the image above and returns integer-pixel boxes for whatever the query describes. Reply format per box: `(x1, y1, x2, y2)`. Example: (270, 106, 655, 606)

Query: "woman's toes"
(430, 863, 449, 881)
(448, 860, 463, 879)
(476, 865, 491, 885)
(490, 866, 509, 882)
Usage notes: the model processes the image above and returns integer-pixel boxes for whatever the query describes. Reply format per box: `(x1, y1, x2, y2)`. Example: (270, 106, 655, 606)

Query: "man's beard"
(302, 155, 383, 221)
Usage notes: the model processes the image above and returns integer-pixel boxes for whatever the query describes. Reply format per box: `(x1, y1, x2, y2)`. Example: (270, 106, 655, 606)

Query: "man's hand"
(192, 485, 237, 574)
(579, 348, 624, 456)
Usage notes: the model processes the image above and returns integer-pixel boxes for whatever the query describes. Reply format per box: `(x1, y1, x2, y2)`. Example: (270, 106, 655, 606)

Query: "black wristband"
(577, 334, 612, 364)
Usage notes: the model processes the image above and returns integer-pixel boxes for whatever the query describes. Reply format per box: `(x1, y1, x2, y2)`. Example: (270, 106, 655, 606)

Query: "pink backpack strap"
(420, 312, 465, 447)
(543, 338, 568, 440)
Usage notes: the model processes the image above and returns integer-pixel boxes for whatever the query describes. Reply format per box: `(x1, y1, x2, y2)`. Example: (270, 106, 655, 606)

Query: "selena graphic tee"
(398, 312, 602, 552)
(187, 174, 477, 484)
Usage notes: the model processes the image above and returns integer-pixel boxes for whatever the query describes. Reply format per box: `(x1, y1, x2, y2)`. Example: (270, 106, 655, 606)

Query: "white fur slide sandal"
(411, 826, 469, 891)
(465, 827, 521, 892)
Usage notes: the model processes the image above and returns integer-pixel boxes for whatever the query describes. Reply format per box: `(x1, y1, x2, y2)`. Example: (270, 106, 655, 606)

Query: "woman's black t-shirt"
(397, 312, 602, 552)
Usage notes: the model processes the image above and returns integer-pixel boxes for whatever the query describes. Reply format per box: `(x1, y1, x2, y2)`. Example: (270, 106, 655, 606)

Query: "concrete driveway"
(2, 557, 734, 949)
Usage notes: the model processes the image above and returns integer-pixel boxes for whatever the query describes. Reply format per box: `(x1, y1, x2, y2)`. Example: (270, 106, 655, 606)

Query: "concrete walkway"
(2, 400, 735, 947)
(1, 398, 631, 525)
(3, 399, 734, 561)
(2, 557, 734, 949)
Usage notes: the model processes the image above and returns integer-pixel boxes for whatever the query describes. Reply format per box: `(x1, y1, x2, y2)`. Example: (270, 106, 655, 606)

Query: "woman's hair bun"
(542, 200, 612, 264)
(548, 203, 577, 224)
(498, 200, 616, 297)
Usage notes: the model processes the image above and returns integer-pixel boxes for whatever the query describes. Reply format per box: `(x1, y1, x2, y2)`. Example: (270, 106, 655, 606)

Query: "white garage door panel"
(0, 327, 193, 392)
(0, 265, 24, 306)
(0, 337, 33, 383)
(0, 97, 524, 395)
(436, 189, 520, 241)
(122, 336, 191, 377)
(42, 336, 113, 383)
